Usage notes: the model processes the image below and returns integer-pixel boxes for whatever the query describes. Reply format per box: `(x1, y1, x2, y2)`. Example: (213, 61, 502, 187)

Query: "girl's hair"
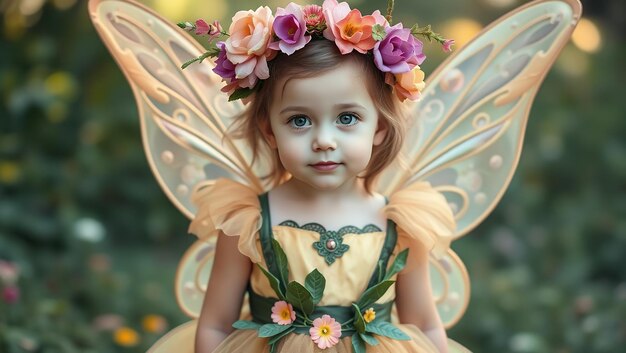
(230, 39, 407, 193)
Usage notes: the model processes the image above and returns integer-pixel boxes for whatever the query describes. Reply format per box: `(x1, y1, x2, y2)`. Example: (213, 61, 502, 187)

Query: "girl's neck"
(268, 177, 387, 230)
(278, 177, 370, 205)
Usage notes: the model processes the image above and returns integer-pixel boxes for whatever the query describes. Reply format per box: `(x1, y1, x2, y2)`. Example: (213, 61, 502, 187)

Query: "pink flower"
(225, 6, 276, 83)
(386, 66, 426, 102)
(322, 0, 387, 54)
(303, 4, 325, 30)
(271, 300, 296, 325)
(195, 19, 223, 39)
(442, 39, 455, 53)
(268, 3, 311, 55)
(2, 286, 20, 304)
(373, 24, 425, 74)
(0, 260, 19, 284)
(309, 314, 341, 349)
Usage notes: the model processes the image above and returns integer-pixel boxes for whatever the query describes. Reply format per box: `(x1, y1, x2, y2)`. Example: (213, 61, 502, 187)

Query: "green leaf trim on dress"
(240, 240, 411, 352)
(278, 220, 383, 265)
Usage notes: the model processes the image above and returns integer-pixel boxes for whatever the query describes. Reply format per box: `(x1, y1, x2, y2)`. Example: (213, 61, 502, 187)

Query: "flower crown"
(178, 0, 454, 102)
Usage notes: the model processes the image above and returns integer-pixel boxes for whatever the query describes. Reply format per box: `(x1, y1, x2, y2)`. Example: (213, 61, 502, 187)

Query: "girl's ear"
(373, 118, 388, 146)
(260, 118, 277, 149)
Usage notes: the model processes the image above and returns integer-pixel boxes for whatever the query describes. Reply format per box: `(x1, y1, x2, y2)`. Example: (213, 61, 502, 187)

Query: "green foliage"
(232, 320, 261, 330)
(285, 281, 314, 316)
(356, 280, 395, 309)
(258, 324, 292, 338)
(352, 303, 366, 333)
(272, 239, 290, 294)
(257, 264, 285, 300)
(366, 321, 410, 341)
(383, 248, 409, 281)
(304, 269, 325, 305)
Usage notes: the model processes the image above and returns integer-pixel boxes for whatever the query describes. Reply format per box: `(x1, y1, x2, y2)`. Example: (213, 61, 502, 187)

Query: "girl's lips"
(310, 162, 341, 171)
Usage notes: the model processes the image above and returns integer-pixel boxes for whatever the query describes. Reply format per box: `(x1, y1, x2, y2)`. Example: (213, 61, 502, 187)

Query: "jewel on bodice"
(278, 221, 382, 265)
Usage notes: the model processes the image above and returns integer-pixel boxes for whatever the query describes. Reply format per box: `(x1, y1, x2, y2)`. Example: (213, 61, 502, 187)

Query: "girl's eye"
(336, 113, 359, 126)
(288, 115, 311, 128)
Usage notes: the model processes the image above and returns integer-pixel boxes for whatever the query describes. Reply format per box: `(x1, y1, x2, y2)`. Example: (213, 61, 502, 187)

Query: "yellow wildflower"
(363, 307, 376, 323)
(142, 314, 168, 334)
(113, 327, 140, 347)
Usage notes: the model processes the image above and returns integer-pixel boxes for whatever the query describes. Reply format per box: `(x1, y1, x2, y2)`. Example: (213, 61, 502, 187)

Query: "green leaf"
(286, 281, 314, 315)
(304, 269, 325, 304)
(258, 323, 293, 338)
(228, 87, 254, 101)
(359, 332, 380, 346)
(256, 264, 285, 300)
(357, 280, 395, 309)
(272, 239, 290, 293)
(376, 260, 385, 283)
(268, 326, 295, 345)
(232, 320, 261, 330)
(351, 332, 366, 353)
(384, 248, 409, 280)
(352, 303, 366, 333)
(365, 321, 410, 340)
(372, 24, 387, 41)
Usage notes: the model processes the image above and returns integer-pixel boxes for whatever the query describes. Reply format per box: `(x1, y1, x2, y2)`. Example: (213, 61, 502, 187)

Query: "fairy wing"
(88, 0, 274, 318)
(88, 0, 269, 218)
(380, 0, 582, 327)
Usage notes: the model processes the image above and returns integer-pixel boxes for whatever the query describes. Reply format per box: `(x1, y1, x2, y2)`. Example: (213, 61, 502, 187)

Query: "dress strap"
(258, 193, 281, 280)
(365, 203, 398, 289)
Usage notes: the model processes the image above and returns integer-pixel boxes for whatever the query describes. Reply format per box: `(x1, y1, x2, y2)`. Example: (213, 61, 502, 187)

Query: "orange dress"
(148, 179, 470, 353)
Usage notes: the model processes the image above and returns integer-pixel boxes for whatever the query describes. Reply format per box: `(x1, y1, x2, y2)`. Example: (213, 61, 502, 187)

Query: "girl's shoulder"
(188, 178, 263, 262)
(383, 182, 456, 259)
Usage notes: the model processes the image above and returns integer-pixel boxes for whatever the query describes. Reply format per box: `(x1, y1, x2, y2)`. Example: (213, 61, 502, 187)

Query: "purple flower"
(268, 3, 311, 55)
(373, 24, 426, 74)
(213, 41, 236, 81)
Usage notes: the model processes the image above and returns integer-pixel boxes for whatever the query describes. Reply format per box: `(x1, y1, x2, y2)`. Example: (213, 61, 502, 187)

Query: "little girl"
(88, 0, 582, 351)
(188, 38, 459, 353)
(161, 2, 466, 352)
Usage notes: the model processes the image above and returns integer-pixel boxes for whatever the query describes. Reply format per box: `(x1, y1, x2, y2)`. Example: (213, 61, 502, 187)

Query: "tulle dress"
(147, 179, 470, 353)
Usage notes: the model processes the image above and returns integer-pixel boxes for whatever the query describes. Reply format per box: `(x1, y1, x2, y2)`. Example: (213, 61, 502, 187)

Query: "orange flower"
(113, 327, 140, 347)
(322, 0, 387, 54)
(142, 314, 168, 334)
(388, 66, 426, 102)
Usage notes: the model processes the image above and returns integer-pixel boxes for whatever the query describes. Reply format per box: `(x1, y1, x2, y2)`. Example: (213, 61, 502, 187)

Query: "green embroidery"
(278, 221, 382, 265)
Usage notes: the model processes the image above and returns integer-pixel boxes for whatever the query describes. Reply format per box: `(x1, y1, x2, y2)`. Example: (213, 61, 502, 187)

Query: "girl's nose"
(312, 128, 337, 151)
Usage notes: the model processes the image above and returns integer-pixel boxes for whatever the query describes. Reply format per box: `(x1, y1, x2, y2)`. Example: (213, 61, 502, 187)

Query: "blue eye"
(336, 113, 359, 126)
(288, 115, 311, 128)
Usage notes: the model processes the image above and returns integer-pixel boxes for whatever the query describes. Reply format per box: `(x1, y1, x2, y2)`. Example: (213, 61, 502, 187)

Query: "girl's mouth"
(310, 161, 341, 171)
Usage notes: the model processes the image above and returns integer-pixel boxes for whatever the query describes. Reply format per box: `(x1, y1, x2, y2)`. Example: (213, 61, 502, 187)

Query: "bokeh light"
(571, 18, 602, 53)
(440, 18, 483, 49)
(150, 0, 227, 22)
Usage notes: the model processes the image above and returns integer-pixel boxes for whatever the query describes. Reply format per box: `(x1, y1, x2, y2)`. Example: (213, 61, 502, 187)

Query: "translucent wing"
(89, 0, 270, 221)
(378, 0, 582, 327)
(88, 0, 274, 318)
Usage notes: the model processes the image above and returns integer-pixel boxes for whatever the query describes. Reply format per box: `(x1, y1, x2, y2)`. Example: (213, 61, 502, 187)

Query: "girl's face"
(266, 62, 387, 192)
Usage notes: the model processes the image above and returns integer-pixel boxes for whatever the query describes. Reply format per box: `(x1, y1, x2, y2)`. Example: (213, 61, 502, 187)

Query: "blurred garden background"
(1, 0, 624, 352)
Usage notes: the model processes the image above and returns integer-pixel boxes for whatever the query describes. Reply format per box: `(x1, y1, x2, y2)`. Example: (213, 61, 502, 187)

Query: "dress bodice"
(249, 221, 400, 306)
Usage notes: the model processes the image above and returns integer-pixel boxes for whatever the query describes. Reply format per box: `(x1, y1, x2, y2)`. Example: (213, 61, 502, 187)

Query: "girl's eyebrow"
(279, 103, 367, 115)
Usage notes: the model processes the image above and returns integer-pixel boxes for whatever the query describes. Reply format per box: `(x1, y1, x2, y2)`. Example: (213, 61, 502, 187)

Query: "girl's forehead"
(272, 63, 375, 112)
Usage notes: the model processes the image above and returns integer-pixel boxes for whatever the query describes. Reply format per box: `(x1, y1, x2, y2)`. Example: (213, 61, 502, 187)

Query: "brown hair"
(230, 39, 407, 193)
